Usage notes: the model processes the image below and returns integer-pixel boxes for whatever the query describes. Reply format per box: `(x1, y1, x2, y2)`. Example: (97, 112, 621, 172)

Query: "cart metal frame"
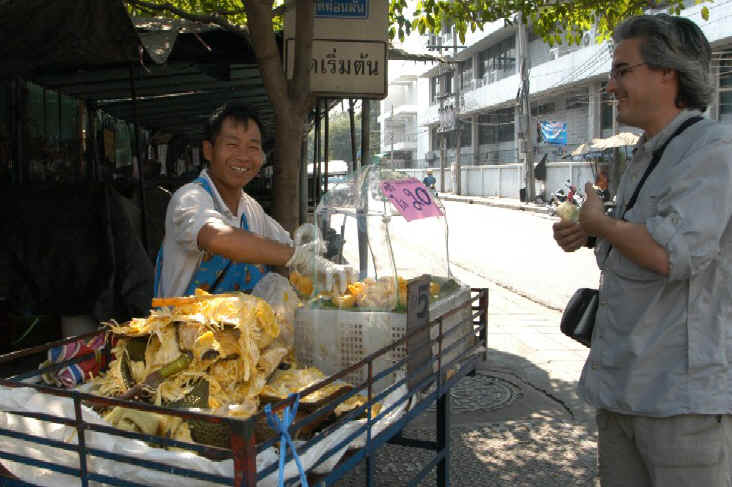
(0, 281, 488, 487)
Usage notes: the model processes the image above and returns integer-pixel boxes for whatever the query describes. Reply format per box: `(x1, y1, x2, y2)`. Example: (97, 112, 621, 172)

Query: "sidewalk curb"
(438, 194, 553, 216)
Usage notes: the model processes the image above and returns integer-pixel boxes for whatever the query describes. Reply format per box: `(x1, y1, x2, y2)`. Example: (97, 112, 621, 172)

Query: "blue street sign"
(316, 0, 369, 19)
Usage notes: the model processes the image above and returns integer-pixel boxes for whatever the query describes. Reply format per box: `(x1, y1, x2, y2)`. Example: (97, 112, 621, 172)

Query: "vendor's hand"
(293, 223, 319, 246)
(286, 241, 325, 269)
(315, 258, 353, 295)
(553, 220, 589, 252)
(579, 182, 608, 236)
(286, 244, 352, 294)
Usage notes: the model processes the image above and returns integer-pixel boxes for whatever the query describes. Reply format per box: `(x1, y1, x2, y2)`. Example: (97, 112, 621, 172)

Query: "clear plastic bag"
(251, 273, 301, 348)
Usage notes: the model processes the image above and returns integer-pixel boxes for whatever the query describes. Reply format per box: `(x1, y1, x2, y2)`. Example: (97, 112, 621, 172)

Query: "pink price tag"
(379, 178, 443, 222)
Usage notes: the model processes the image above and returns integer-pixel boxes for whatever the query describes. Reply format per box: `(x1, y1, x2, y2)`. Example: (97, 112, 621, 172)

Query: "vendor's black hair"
(205, 102, 264, 143)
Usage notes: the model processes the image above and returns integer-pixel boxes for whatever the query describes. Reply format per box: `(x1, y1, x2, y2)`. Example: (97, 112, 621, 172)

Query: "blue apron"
(153, 177, 268, 296)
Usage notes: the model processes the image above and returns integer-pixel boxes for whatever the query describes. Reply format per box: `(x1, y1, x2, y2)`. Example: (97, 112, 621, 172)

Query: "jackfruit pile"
(90, 289, 378, 449)
(290, 272, 441, 310)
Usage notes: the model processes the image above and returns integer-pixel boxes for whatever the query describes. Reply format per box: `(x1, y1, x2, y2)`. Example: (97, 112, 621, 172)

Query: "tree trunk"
(273, 112, 307, 231)
(243, 0, 313, 233)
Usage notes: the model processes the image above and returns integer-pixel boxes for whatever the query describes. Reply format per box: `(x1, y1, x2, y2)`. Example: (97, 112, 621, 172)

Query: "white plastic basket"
(295, 285, 473, 393)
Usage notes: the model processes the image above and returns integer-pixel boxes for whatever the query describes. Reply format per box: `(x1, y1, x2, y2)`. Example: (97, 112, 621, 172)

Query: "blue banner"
(316, 0, 369, 18)
(539, 121, 567, 145)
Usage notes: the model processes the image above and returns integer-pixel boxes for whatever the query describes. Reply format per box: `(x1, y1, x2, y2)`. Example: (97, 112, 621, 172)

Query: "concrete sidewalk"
(342, 281, 598, 486)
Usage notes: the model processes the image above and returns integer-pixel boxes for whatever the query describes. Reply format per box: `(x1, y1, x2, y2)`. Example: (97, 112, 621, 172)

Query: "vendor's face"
(203, 117, 264, 192)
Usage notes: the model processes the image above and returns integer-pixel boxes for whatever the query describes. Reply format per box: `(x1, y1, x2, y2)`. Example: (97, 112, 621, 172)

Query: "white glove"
(293, 223, 319, 246)
(286, 244, 353, 295)
(286, 241, 325, 269)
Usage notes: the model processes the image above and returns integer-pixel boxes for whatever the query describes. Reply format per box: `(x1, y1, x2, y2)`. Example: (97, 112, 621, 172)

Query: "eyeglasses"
(608, 62, 647, 81)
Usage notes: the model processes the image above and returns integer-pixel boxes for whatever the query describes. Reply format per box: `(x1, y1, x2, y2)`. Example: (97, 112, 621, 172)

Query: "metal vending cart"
(0, 165, 488, 486)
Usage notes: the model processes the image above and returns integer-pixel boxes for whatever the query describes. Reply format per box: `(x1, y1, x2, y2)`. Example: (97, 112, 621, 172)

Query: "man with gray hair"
(553, 14, 732, 486)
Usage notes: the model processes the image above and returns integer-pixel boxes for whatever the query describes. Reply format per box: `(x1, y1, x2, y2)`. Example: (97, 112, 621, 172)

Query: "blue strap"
(155, 176, 268, 297)
(153, 247, 164, 297)
(264, 394, 309, 487)
(193, 176, 250, 230)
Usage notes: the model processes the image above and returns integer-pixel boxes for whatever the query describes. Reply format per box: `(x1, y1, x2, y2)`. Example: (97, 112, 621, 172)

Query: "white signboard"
(285, 39, 387, 97)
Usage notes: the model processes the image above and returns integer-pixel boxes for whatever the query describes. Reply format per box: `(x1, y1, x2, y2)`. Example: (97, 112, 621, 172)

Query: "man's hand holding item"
(552, 219, 589, 252)
(552, 185, 592, 252)
(286, 224, 353, 295)
(579, 182, 608, 236)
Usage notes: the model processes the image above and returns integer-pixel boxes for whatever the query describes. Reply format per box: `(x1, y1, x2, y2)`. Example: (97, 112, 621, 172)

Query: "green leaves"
(389, 0, 714, 48)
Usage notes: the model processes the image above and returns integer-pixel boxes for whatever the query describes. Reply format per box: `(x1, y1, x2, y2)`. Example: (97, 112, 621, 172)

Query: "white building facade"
(381, 1, 732, 196)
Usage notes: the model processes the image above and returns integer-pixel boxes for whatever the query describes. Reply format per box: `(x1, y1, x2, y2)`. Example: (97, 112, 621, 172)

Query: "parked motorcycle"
(549, 179, 582, 207)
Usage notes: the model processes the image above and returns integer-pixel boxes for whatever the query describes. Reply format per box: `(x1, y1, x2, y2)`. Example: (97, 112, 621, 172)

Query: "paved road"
(389, 201, 600, 310)
(442, 201, 600, 309)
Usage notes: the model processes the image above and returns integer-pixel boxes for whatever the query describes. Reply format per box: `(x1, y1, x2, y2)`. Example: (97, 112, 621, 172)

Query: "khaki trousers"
(597, 409, 732, 487)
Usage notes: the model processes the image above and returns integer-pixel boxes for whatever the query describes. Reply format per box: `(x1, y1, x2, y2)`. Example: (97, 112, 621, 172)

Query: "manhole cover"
(427, 373, 522, 412)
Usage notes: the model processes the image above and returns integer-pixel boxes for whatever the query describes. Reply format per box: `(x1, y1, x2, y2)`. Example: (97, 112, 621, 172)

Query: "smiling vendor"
(155, 102, 350, 298)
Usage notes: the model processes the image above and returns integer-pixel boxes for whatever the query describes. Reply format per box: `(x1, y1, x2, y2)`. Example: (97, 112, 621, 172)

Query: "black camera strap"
(621, 115, 703, 218)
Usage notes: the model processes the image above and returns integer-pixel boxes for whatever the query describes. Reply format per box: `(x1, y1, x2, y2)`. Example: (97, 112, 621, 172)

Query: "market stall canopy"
(571, 132, 640, 156)
(0, 0, 273, 144)
(570, 143, 591, 156)
(0, 1, 441, 144)
(590, 132, 640, 149)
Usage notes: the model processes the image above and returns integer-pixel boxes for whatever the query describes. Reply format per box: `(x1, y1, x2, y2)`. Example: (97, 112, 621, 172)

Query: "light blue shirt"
(579, 110, 732, 416)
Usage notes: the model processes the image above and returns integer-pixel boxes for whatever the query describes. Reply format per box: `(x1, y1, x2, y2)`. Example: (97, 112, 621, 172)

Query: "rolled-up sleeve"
(646, 133, 732, 281)
(169, 186, 228, 253)
(263, 214, 293, 245)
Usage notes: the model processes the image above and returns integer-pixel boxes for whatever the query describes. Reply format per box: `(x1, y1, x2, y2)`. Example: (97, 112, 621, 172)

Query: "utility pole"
(390, 104, 395, 167)
(453, 26, 462, 195)
(439, 91, 446, 191)
(360, 98, 370, 168)
(349, 99, 358, 172)
(518, 15, 535, 202)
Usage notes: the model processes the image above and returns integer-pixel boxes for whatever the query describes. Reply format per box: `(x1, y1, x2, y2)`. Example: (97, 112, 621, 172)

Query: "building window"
(601, 83, 614, 130)
(565, 90, 587, 110)
(477, 108, 514, 144)
(459, 119, 471, 147)
(430, 77, 439, 105)
(720, 53, 732, 123)
(431, 126, 441, 151)
(531, 101, 555, 116)
(496, 108, 514, 142)
(478, 114, 496, 144)
(478, 36, 516, 83)
(442, 71, 453, 96)
(461, 60, 473, 91)
(446, 131, 456, 149)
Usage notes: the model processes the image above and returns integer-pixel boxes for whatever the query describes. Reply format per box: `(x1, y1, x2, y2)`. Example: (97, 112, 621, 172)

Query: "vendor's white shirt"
(158, 169, 292, 297)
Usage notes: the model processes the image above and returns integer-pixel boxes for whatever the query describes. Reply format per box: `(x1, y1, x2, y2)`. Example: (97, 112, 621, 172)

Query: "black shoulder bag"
(560, 116, 703, 347)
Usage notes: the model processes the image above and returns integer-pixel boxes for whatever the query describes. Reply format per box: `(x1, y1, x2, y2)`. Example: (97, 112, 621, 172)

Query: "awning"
(0, 0, 273, 144)
(571, 132, 640, 156)
(0, 1, 432, 145)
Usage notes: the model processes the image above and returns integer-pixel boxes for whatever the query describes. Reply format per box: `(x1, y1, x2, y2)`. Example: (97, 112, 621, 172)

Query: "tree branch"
(123, 0, 250, 38)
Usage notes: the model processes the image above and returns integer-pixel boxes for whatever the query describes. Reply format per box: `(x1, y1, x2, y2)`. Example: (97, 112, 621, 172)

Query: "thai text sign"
(316, 0, 369, 18)
(380, 178, 444, 222)
(285, 39, 386, 97)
